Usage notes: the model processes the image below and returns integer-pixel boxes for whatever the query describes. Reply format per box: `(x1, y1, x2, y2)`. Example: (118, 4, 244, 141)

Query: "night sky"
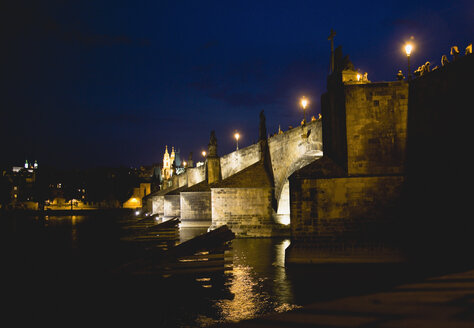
(1, 1, 472, 169)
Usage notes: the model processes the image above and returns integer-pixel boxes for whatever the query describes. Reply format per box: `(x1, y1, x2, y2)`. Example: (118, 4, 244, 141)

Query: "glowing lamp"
(300, 97, 308, 109)
(404, 43, 414, 80)
(234, 132, 240, 150)
(300, 96, 309, 124)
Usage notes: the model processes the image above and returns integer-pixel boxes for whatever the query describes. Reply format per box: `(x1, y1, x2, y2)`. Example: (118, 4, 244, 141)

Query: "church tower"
(170, 147, 176, 166)
(162, 145, 172, 180)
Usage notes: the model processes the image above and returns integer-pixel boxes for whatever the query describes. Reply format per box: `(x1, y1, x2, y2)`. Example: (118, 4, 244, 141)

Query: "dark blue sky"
(1, 0, 472, 169)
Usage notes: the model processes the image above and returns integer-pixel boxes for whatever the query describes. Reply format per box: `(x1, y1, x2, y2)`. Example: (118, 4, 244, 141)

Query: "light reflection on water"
(194, 236, 301, 327)
(214, 265, 261, 323)
(37, 214, 85, 249)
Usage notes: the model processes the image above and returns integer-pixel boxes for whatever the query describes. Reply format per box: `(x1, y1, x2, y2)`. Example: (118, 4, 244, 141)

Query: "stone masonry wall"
(207, 157, 221, 184)
(164, 195, 180, 218)
(290, 175, 404, 243)
(180, 191, 212, 225)
(211, 187, 273, 237)
(344, 82, 408, 175)
(220, 143, 261, 180)
(151, 195, 164, 215)
(186, 165, 206, 187)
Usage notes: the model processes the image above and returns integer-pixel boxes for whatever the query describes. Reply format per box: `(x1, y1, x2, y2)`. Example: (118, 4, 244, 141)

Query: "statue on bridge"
(396, 70, 404, 80)
(333, 45, 355, 72)
(208, 130, 218, 158)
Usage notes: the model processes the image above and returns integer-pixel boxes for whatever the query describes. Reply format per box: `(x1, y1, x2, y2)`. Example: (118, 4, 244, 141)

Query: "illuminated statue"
(422, 61, 430, 74)
(466, 44, 472, 55)
(441, 55, 449, 66)
(450, 46, 460, 61)
(396, 70, 404, 80)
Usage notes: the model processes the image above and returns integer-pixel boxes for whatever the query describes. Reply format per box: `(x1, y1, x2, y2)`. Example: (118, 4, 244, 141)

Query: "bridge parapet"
(220, 143, 261, 180)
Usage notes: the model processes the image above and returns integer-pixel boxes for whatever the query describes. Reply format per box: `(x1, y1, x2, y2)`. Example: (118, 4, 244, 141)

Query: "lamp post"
(405, 43, 413, 80)
(202, 150, 206, 158)
(234, 132, 240, 150)
(300, 97, 308, 125)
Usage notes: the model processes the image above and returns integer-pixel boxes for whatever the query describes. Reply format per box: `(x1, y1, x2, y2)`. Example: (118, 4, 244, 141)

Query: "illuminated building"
(161, 145, 175, 180)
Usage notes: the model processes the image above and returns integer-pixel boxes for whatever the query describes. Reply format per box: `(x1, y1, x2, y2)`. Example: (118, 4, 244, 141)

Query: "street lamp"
(405, 43, 413, 80)
(202, 150, 206, 158)
(234, 132, 240, 150)
(300, 97, 308, 125)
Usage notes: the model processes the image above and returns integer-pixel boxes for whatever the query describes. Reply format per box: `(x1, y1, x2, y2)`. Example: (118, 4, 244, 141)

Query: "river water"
(2, 212, 426, 327)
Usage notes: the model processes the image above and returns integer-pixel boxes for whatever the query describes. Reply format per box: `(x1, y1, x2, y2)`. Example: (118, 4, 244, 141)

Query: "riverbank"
(0, 207, 134, 217)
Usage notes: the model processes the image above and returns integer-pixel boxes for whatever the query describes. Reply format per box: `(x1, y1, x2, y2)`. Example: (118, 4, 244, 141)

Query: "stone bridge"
(146, 119, 322, 235)
(219, 120, 323, 222)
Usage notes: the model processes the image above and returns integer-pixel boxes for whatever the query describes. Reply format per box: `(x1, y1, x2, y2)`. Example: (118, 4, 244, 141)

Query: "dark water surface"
(2, 212, 441, 327)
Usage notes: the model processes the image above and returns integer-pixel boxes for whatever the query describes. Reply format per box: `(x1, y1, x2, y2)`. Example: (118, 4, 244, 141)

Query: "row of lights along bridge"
(197, 96, 310, 158)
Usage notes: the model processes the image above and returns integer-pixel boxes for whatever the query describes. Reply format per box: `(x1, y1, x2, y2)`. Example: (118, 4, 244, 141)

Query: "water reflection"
(194, 237, 301, 326)
(215, 265, 261, 322)
(71, 215, 79, 247)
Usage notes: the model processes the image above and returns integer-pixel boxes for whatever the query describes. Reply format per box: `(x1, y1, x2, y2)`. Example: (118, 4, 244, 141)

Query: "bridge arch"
(267, 121, 323, 224)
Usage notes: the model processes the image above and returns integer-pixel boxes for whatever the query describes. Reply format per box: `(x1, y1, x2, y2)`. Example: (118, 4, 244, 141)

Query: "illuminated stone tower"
(162, 145, 172, 180)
